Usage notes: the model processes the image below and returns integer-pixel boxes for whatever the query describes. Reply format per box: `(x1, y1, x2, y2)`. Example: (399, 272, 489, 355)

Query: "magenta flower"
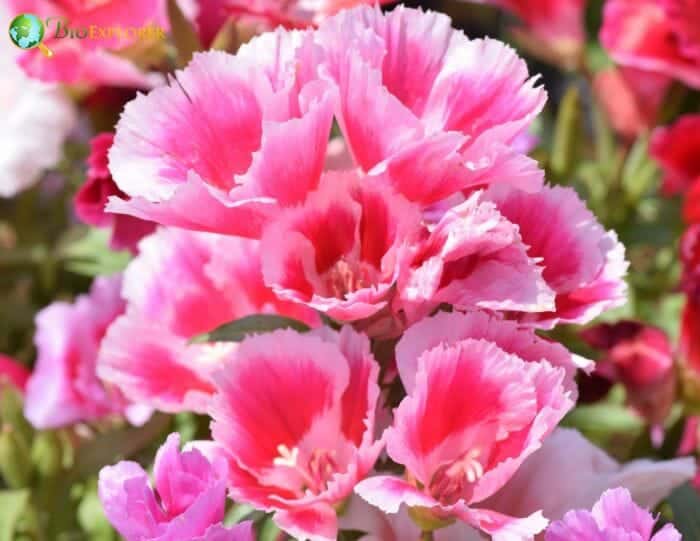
(545, 487, 682, 541)
(486, 184, 628, 328)
(107, 32, 335, 238)
(601, 0, 700, 89)
(315, 5, 547, 206)
(24, 275, 146, 429)
(74, 133, 156, 253)
(209, 327, 382, 540)
(98, 227, 318, 414)
(355, 312, 574, 540)
(99, 433, 251, 541)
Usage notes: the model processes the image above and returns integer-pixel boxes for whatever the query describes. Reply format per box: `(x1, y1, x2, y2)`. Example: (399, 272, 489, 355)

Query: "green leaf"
(167, 0, 202, 67)
(209, 314, 311, 342)
(77, 487, 116, 541)
(338, 530, 367, 541)
(0, 489, 29, 541)
(550, 85, 582, 182)
(62, 229, 131, 277)
(258, 516, 283, 541)
(621, 135, 659, 203)
(210, 17, 239, 53)
(562, 402, 644, 435)
(70, 413, 170, 479)
(225, 503, 259, 525)
(667, 483, 700, 539)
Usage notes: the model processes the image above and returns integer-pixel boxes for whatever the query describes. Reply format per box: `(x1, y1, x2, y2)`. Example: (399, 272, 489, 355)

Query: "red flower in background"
(601, 0, 700, 89)
(0, 354, 30, 393)
(74, 133, 155, 253)
(651, 114, 700, 196)
(580, 321, 676, 428)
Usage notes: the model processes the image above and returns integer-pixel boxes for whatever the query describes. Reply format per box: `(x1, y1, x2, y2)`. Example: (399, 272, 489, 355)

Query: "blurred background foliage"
(2, 0, 700, 539)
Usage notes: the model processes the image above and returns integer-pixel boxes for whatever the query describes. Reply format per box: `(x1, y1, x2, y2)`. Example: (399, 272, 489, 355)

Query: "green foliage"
(0, 489, 29, 541)
(209, 314, 312, 342)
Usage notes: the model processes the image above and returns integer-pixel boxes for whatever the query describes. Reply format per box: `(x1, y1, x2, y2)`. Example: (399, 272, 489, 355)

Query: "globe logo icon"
(8, 13, 53, 57)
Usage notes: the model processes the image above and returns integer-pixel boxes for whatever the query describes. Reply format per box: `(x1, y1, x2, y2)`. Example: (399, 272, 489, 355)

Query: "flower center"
(428, 449, 484, 505)
(324, 259, 377, 299)
(273, 444, 339, 495)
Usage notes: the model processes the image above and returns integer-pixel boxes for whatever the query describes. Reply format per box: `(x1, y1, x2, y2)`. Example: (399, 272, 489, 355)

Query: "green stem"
(420, 532, 435, 541)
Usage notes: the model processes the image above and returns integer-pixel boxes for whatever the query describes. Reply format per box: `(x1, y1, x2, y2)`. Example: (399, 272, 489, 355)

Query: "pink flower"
(9, 0, 167, 88)
(260, 172, 421, 330)
(355, 312, 574, 541)
(398, 191, 555, 325)
(394, 311, 591, 396)
(0, 354, 30, 393)
(484, 428, 695, 524)
(600, 0, 700, 89)
(209, 327, 382, 541)
(98, 227, 318, 413)
(593, 67, 671, 140)
(486, 184, 628, 328)
(315, 5, 547, 206)
(470, 0, 586, 64)
(24, 275, 144, 429)
(580, 321, 675, 427)
(545, 487, 682, 541)
(226, 0, 393, 28)
(107, 34, 335, 238)
(651, 114, 700, 195)
(99, 433, 251, 541)
(74, 133, 156, 253)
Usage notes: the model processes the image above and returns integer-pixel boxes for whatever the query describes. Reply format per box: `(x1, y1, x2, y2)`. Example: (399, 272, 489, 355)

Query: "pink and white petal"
(395, 311, 588, 395)
(471, 362, 573, 502)
(274, 503, 339, 541)
(651, 524, 683, 541)
(455, 505, 548, 541)
(106, 176, 276, 238)
(590, 488, 655, 537)
(320, 46, 424, 171)
(122, 228, 235, 338)
(386, 340, 538, 485)
(336, 326, 381, 446)
(197, 522, 255, 541)
(210, 330, 350, 471)
(423, 38, 546, 143)
(544, 510, 605, 541)
(97, 313, 216, 414)
(110, 51, 264, 199)
(354, 475, 440, 514)
(18, 43, 160, 88)
(528, 232, 629, 329)
(231, 86, 334, 205)
(487, 185, 607, 293)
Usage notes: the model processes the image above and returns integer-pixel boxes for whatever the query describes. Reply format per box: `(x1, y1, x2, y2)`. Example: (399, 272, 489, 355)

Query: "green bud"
(0, 424, 33, 488)
(408, 506, 456, 532)
(31, 431, 63, 478)
(0, 384, 33, 445)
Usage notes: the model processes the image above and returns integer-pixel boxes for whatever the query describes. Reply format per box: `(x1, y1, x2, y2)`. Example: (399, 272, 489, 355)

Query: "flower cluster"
(4, 1, 700, 540)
